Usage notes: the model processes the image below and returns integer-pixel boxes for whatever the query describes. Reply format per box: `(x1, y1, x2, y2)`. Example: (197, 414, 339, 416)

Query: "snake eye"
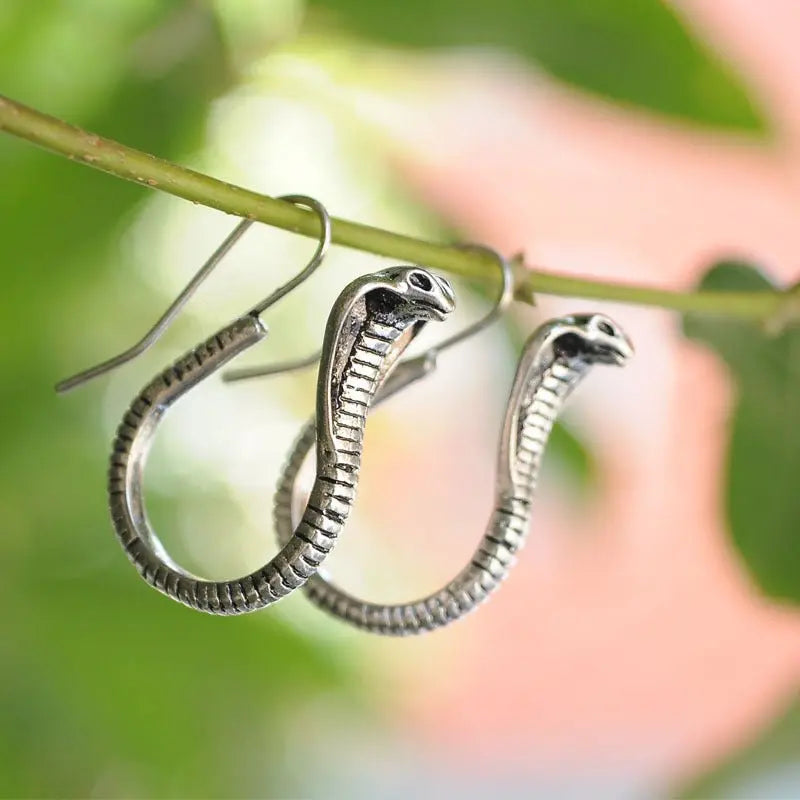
(408, 271, 433, 291)
(597, 320, 615, 336)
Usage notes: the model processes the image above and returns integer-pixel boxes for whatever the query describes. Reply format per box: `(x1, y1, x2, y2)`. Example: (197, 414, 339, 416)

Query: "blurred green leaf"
(679, 695, 800, 798)
(309, 0, 764, 130)
(213, 0, 301, 67)
(683, 262, 800, 604)
(0, 2, 360, 796)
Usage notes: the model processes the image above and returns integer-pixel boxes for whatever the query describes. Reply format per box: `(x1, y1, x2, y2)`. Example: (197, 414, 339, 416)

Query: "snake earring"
(57, 195, 456, 614)
(272, 281, 634, 632)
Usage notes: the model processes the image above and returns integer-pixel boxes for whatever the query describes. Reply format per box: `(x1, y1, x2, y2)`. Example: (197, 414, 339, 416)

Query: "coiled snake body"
(108, 267, 455, 614)
(273, 313, 633, 634)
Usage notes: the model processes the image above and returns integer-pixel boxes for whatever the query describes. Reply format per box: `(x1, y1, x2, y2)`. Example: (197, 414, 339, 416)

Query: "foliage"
(684, 263, 800, 605)
(0, 3, 355, 796)
(310, 0, 764, 130)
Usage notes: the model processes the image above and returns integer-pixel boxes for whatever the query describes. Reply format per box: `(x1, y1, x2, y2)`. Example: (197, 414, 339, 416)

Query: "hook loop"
(56, 195, 331, 393)
(223, 242, 512, 383)
(422, 243, 513, 358)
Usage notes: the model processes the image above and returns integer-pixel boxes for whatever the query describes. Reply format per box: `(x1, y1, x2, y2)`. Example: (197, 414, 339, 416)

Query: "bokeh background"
(1, 1, 798, 797)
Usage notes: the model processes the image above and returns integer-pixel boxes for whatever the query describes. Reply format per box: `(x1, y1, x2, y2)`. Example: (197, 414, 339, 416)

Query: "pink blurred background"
(332, 0, 800, 792)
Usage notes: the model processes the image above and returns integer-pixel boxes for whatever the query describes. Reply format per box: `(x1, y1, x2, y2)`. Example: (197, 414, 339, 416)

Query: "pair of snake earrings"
(58, 195, 633, 635)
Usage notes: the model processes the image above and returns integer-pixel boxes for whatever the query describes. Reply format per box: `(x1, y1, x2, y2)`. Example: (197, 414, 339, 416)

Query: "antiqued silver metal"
(85, 193, 455, 614)
(273, 313, 633, 634)
(109, 264, 455, 614)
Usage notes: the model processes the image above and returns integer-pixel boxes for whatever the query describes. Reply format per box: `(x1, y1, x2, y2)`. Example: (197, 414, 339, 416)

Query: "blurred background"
(1, 0, 798, 797)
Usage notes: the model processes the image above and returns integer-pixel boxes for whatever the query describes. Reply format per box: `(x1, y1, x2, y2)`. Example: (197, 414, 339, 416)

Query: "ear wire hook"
(222, 242, 513, 383)
(421, 243, 514, 359)
(55, 194, 331, 394)
(221, 349, 322, 382)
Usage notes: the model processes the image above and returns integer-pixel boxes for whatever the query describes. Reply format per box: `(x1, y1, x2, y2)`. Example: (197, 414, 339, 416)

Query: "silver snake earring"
(272, 301, 633, 634)
(57, 195, 456, 614)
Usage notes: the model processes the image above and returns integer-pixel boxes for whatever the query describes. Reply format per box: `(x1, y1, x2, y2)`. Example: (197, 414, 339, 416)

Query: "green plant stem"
(0, 93, 787, 321)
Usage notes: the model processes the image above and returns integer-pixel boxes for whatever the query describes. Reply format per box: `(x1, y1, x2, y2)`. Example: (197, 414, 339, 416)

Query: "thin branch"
(0, 93, 787, 321)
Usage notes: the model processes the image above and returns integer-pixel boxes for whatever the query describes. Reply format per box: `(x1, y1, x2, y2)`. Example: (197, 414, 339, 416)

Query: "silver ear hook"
(221, 350, 321, 383)
(55, 194, 331, 394)
(223, 242, 513, 383)
(422, 243, 513, 359)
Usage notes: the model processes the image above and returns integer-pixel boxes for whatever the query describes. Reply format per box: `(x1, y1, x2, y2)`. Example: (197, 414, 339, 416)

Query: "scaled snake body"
(108, 267, 455, 614)
(273, 313, 633, 634)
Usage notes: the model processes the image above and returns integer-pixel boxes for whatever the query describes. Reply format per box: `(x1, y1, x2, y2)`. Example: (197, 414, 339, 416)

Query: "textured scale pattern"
(273, 353, 589, 635)
(109, 311, 421, 615)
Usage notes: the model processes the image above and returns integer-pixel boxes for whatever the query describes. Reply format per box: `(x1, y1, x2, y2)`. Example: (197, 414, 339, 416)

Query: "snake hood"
(357, 266, 456, 323)
(544, 313, 634, 366)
